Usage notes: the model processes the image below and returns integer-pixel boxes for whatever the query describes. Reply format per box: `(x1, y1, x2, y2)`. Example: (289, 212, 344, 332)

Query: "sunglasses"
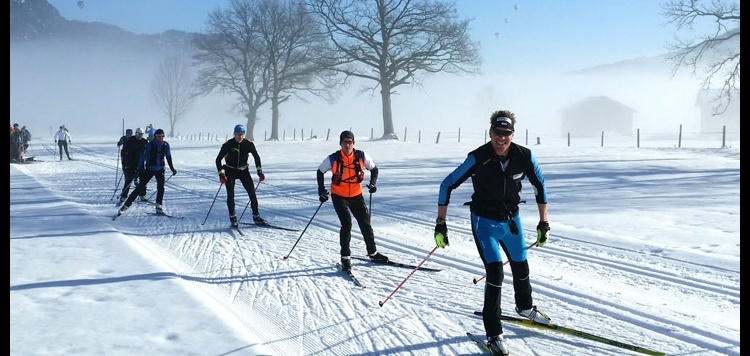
(490, 127, 513, 137)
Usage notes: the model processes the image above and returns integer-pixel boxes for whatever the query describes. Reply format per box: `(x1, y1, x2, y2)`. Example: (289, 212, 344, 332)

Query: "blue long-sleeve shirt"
(139, 140, 174, 172)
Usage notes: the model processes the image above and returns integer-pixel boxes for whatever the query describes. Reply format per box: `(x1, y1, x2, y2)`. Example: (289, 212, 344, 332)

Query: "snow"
(10, 134, 739, 356)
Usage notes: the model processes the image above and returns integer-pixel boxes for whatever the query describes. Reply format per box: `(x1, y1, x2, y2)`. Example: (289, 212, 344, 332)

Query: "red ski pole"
(379, 246, 439, 307)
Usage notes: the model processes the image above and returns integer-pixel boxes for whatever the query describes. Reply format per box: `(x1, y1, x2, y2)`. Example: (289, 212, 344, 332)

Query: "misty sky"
(48, 0, 702, 73)
(14, 1, 709, 140)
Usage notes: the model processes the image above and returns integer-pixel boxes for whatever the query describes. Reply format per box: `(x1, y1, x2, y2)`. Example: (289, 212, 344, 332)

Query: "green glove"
(435, 218, 449, 248)
(536, 221, 550, 247)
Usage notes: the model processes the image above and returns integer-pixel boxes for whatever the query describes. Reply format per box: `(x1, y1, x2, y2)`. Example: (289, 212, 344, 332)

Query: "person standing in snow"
(434, 110, 551, 356)
(214, 124, 267, 228)
(119, 127, 148, 203)
(20, 126, 31, 152)
(117, 128, 136, 187)
(54, 125, 72, 160)
(118, 128, 176, 216)
(10, 124, 23, 162)
(316, 130, 388, 272)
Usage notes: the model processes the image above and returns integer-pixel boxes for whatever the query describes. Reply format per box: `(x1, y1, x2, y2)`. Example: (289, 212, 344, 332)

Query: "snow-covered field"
(10, 134, 740, 355)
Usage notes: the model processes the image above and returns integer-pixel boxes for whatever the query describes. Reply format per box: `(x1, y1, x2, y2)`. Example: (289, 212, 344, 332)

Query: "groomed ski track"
(14, 138, 739, 355)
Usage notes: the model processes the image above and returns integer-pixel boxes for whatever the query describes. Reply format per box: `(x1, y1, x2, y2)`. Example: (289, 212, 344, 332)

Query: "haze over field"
(12, 1, 708, 140)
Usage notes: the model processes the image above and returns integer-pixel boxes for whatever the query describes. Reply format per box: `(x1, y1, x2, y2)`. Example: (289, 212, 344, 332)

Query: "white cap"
(135, 127, 144, 134)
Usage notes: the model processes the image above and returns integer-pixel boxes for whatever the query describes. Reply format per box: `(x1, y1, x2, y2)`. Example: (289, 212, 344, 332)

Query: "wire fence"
(174, 124, 739, 149)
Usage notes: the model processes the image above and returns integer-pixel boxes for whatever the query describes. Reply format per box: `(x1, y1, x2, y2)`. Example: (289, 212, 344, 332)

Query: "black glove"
(318, 188, 329, 203)
(367, 182, 377, 194)
(536, 221, 550, 247)
(435, 218, 449, 248)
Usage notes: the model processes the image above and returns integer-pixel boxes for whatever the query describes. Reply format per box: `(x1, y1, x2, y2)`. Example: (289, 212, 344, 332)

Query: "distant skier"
(54, 125, 72, 160)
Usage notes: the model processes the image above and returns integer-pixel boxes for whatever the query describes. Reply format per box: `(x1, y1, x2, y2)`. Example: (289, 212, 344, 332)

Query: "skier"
(54, 126, 72, 160)
(118, 129, 177, 216)
(119, 127, 148, 203)
(214, 124, 267, 228)
(434, 110, 551, 356)
(316, 130, 388, 272)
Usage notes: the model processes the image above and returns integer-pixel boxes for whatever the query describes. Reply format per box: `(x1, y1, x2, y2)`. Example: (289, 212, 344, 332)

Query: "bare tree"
(253, 0, 338, 141)
(308, 0, 481, 139)
(192, 0, 271, 142)
(151, 56, 195, 137)
(662, 0, 740, 115)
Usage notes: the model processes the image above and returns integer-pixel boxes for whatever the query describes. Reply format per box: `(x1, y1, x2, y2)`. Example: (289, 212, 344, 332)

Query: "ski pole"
(379, 246, 439, 307)
(473, 241, 538, 284)
(148, 172, 175, 201)
(238, 180, 262, 222)
(282, 201, 324, 260)
(110, 149, 121, 200)
(201, 183, 224, 225)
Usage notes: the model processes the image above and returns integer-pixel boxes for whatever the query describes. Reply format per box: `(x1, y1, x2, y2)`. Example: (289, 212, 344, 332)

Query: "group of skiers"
(9, 123, 75, 163)
(110, 111, 552, 356)
(9, 123, 32, 163)
(116, 126, 176, 216)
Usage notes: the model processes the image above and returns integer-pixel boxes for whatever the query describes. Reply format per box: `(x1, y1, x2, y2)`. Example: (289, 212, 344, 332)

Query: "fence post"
(567, 132, 570, 147)
(678, 124, 682, 148)
(458, 127, 461, 143)
(637, 128, 640, 148)
(436, 132, 441, 144)
(722, 125, 727, 148)
(601, 131, 604, 147)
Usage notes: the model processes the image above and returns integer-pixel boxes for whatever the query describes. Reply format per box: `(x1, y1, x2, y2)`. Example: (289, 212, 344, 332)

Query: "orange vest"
(330, 150, 364, 198)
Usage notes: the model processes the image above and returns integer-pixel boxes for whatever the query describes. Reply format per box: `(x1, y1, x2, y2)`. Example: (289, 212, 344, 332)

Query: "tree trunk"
(246, 109, 259, 142)
(380, 83, 395, 140)
(270, 93, 280, 141)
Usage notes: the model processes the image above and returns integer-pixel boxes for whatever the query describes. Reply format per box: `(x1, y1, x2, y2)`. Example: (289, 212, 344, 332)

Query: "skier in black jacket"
(215, 124, 267, 228)
(119, 127, 147, 202)
(434, 110, 551, 356)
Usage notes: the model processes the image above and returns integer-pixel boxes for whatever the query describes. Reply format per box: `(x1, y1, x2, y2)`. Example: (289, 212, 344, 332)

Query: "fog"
(10, 37, 704, 142)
